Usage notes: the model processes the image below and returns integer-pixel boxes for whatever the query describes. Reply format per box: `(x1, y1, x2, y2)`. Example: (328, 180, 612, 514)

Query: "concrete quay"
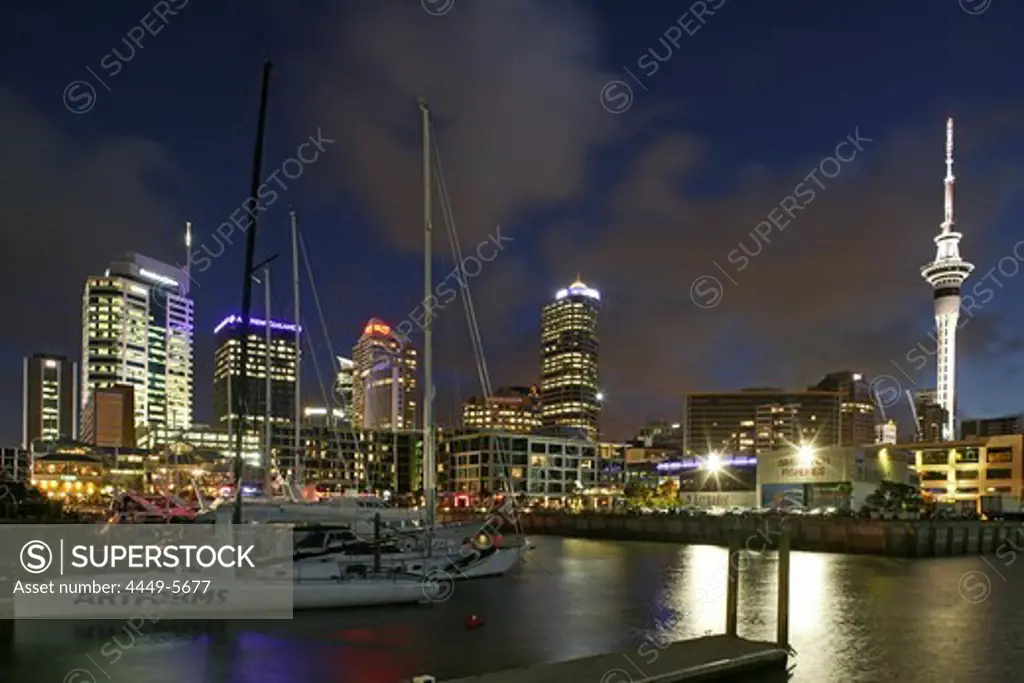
(440, 511, 1024, 557)
(437, 635, 789, 683)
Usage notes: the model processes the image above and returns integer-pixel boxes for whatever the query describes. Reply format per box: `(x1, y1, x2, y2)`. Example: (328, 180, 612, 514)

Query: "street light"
(596, 391, 605, 402)
(704, 452, 723, 473)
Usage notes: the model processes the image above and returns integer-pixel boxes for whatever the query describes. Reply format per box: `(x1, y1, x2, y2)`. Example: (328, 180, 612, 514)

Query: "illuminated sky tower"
(921, 117, 973, 441)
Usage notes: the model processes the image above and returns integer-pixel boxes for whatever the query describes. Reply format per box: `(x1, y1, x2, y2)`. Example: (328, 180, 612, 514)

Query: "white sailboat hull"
(292, 578, 432, 609)
(299, 545, 523, 581)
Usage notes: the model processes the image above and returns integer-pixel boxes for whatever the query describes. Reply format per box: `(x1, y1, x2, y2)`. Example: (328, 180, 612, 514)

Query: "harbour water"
(4, 536, 1022, 682)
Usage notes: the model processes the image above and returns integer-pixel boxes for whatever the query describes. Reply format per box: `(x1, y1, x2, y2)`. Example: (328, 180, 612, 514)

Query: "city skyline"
(2, 1, 1024, 445)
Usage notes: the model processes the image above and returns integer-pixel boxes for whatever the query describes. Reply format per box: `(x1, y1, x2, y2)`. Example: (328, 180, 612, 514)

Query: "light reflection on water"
(5, 536, 1024, 682)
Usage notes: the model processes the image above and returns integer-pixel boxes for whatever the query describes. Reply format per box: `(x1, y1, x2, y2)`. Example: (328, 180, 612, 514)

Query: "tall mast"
(291, 209, 302, 490)
(420, 98, 435, 549)
(263, 266, 273, 494)
(232, 60, 273, 524)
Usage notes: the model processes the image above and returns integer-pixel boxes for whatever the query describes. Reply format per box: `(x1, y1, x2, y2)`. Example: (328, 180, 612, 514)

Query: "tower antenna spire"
(943, 117, 955, 234)
(921, 116, 973, 442)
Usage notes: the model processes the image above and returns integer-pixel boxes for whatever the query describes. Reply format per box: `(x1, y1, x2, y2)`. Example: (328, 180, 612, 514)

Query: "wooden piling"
(725, 532, 740, 637)
(776, 530, 790, 647)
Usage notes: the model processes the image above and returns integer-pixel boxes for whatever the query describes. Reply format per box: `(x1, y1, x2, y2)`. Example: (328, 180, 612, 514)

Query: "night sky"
(1, 0, 1022, 444)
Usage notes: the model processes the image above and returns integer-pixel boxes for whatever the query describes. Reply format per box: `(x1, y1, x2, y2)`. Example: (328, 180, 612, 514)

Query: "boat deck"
(439, 635, 788, 682)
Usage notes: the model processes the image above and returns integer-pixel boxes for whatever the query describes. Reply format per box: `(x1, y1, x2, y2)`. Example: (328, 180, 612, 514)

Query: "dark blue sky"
(1, 0, 1022, 442)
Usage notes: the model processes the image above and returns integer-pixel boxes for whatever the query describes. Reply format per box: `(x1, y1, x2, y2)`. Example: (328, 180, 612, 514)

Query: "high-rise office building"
(213, 315, 299, 429)
(961, 414, 1024, 438)
(82, 251, 194, 438)
(540, 277, 601, 440)
(921, 118, 973, 441)
(22, 354, 78, 447)
(352, 319, 418, 430)
(684, 389, 842, 457)
(81, 384, 136, 447)
(875, 420, 898, 445)
(462, 385, 541, 433)
(809, 371, 876, 446)
(912, 390, 947, 442)
(334, 356, 355, 422)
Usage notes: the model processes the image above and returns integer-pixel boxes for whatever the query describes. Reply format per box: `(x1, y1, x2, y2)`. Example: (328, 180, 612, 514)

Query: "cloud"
(562, 108, 1024, 437)
(0, 88, 180, 441)
(299, 0, 616, 252)
(0, 88, 180, 350)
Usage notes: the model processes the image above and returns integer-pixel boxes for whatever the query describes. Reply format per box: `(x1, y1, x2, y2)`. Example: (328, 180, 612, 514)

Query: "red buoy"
(465, 614, 484, 629)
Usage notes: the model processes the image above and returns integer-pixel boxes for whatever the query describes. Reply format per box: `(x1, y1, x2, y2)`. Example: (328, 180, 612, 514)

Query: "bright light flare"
(704, 452, 723, 473)
(797, 445, 815, 466)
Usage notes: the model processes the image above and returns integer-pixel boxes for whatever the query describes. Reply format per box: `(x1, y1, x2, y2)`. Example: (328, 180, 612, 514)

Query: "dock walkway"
(440, 635, 788, 682)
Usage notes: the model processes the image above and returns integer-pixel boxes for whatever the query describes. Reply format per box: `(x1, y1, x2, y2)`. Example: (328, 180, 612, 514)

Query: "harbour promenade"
(439, 510, 1024, 557)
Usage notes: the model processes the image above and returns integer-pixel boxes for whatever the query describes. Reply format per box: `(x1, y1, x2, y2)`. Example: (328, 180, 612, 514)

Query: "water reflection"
(8, 537, 1024, 682)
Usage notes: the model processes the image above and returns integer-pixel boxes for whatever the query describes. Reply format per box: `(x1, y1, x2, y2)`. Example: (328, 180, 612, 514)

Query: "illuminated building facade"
(212, 315, 299, 429)
(757, 444, 913, 510)
(352, 319, 418, 430)
(684, 389, 842, 457)
(272, 425, 424, 495)
(906, 434, 1024, 511)
(334, 356, 355, 422)
(921, 118, 973, 441)
(462, 385, 541, 433)
(875, 420, 898, 445)
(540, 278, 601, 440)
(22, 353, 78, 447)
(82, 252, 194, 438)
(809, 371, 876, 446)
(446, 431, 598, 500)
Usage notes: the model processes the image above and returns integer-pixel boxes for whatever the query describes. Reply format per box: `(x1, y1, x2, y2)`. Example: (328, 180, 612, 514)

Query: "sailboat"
(296, 99, 525, 582)
(221, 62, 439, 609)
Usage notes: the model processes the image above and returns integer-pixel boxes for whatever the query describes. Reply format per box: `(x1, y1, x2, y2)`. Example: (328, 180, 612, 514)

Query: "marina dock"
(438, 635, 788, 682)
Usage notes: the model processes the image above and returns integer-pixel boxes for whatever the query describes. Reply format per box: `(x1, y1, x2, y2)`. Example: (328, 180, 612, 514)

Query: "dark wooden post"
(725, 532, 740, 637)
(776, 530, 791, 647)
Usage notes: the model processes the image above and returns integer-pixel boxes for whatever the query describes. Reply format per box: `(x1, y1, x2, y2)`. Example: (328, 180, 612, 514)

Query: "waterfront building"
(462, 385, 541, 433)
(540, 277, 601, 440)
(271, 424, 425, 496)
(352, 319, 418, 430)
(81, 384, 136, 448)
(961, 414, 1024, 438)
(756, 444, 913, 510)
(628, 453, 758, 508)
(920, 118, 973, 441)
(684, 389, 842, 457)
(875, 420, 898, 445)
(22, 353, 78, 448)
(137, 423, 261, 464)
(809, 371, 875, 446)
(31, 450, 105, 502)
(446, 430, 598, 501)
(82, 250, 194, 437)
(213, 314, 299, 432)
(906, 434, 1024, 511)
(597, 442, 627, 487)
